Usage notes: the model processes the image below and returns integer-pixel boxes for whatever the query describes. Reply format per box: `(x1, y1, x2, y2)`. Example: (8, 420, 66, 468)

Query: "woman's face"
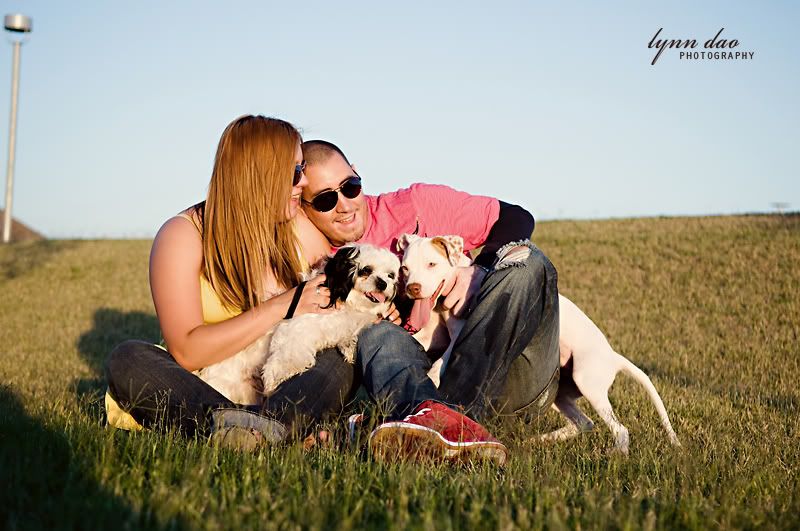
(285, 142, 307, 220)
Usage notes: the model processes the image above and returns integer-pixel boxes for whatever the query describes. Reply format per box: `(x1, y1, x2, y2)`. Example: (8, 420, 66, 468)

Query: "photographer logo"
(648, 28, 754, 65)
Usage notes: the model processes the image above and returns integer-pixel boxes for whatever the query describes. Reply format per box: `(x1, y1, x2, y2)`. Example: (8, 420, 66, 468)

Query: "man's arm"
(442, 201, 535, 317)
(473, 201, 535, 268)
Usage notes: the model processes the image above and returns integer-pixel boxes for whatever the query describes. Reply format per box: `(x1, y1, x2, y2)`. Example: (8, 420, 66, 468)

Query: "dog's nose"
(375, 277, 387, 291)
(406, 283, 421, 297)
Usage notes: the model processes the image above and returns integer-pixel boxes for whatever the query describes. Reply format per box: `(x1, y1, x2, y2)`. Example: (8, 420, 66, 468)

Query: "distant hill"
(0, 210, 44, 242)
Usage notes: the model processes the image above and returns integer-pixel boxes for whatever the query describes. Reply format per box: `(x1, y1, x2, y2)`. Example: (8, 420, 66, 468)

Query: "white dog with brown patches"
(398, 234, 471, 388)
(397, 233, 680, 453)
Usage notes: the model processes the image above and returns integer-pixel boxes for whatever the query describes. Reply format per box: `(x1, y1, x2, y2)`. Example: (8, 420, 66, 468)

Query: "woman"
(105, 115, 354, 447)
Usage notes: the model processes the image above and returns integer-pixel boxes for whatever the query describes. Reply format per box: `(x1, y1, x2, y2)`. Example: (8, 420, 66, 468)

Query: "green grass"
(1, 215, 798, 530)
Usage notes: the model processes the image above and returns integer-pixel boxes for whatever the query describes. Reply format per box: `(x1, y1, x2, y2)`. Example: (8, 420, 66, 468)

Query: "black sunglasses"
(293, 161, 306, 186)
(302, 176, 363, 212)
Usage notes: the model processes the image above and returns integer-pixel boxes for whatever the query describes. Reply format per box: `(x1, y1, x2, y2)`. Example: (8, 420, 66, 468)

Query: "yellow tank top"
(176, 213, 308, 324)
(199, 275, 241, 324)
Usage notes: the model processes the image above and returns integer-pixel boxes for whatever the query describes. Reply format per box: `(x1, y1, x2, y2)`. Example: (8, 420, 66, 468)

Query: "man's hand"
(376, 301, 402, 324)
(441, 265, 487, 318)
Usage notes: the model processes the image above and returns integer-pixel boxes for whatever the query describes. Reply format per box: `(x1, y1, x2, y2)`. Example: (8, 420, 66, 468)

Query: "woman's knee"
(314, 348, 356, 390)
(106, 339, 139, 374)
(105, 340, 162, 390)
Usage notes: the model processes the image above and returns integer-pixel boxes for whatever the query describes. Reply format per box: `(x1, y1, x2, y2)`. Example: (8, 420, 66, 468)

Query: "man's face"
(302, 154, 368, 246)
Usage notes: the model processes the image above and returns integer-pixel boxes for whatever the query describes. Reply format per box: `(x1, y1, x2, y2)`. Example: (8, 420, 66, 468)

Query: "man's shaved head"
(302, 140, 351, 166)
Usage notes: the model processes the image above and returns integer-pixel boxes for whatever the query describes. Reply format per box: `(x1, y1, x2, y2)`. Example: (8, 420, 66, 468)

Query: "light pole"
(2, 14, 32, 244)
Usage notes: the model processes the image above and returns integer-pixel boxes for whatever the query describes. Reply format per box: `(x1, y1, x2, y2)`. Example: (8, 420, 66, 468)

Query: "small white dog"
(196, 244, 399, 405)
(397, 233, 680, 453)
(261, 244, 399, 395)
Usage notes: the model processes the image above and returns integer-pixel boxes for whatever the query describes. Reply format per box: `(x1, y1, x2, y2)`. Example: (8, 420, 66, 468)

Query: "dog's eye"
(427, 262, 437, 268)
(388, 272, 395, 279)
(358, 266, 373, 277)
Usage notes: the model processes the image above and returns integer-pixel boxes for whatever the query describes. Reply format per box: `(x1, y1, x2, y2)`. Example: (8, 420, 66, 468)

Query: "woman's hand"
(289, 275, 334, 316)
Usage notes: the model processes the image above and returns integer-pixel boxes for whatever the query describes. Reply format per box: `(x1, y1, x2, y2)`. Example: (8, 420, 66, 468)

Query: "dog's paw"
(261, 349, 317, 396)
(539, 423, 584, 443)
(608, 444, 630, 456)
(339, 339, 358, 364)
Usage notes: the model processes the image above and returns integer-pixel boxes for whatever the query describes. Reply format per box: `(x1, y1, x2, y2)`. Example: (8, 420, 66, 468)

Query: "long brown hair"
(195, 115, 304, 311)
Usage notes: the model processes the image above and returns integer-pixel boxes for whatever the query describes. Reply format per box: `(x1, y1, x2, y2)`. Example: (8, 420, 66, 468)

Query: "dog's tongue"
(405, 298, 434, 333)
(366, 291, 387, 303)
(403, 279, 448, 333)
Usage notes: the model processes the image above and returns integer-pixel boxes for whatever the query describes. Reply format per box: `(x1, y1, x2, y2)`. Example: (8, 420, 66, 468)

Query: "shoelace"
(402, 408, 432, 422)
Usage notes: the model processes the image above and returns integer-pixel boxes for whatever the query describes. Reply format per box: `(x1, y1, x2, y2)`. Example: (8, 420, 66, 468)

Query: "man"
(300, 140, 561, 464)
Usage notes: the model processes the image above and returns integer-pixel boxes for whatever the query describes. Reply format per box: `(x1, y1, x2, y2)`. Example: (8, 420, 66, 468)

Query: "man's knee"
(358, 320, 398, 345)
(488, 243, 555, 295)
(357, 321, 427, 370)
(357, 322, 416, 357)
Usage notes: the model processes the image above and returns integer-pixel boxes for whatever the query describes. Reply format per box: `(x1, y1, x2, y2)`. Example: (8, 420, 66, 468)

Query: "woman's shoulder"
(152, 209, 203, 262)
(175, 206, 202, 231)
(157, 205, 201, 236)
(294, 210, 331, 264)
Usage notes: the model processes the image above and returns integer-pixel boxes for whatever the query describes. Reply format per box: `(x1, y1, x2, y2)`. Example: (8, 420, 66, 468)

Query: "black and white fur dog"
(197, 244, 399, 404)
(261, 244, 399, 395)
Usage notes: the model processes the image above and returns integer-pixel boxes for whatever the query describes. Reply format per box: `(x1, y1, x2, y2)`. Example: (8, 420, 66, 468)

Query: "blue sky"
(1, 1, 797, 238)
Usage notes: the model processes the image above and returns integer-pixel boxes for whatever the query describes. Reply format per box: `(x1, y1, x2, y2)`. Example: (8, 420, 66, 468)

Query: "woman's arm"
(149, 216, 329, 372)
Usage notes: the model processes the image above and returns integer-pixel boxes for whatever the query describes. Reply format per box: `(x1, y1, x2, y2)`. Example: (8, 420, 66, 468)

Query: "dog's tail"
(616, 353, 681, 446)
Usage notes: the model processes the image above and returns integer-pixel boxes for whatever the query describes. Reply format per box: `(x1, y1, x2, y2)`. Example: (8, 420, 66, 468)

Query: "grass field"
(1, 215, 798, 530)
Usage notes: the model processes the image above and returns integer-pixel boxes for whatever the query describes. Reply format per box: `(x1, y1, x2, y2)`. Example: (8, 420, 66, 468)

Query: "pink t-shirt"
(356, 183, 500, 255)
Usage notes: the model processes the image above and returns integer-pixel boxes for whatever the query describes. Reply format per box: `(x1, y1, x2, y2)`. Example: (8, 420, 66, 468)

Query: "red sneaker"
(368, 401, 508, 465)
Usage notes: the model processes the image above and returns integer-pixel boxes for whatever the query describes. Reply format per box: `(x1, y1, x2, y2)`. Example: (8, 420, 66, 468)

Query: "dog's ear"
(322, 246, 359, 307)
(431, 235, 465, 266)
(302, 254, 331, 281)
(396, 233, 420, 253)
(309, 254, 330, 272)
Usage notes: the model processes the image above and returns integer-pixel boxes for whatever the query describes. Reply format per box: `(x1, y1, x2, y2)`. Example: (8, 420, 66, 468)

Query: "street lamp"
(2, 14, 32, 244)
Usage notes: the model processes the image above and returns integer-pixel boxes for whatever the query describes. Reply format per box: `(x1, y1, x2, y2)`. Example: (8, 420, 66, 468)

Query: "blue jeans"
(357, 241, 560, 420)
(105, 341, 357, 437)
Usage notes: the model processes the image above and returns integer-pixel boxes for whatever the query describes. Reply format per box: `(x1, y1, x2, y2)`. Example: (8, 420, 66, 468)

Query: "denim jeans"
(356, 241, 560, 420)
(104, 340, 357, 437)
